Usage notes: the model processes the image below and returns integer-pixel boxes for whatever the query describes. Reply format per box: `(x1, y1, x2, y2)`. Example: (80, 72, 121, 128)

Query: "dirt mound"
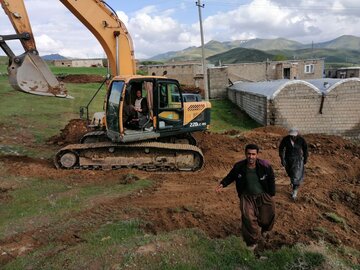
(1, 123, 360, 265)
(58, 74, 105, 84)
(47, 119, 90, 145)
(251, 125, 289, 136)
(305, 133, 360, 157)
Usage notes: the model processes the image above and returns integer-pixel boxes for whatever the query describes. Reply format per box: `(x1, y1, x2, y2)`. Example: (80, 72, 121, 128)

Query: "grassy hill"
(269, 48, 360, 65)
(149, 40, 240, 62)
(206, 46, 360, 66)
(149, 35, 360, 64)
(240, 37, 303, 51)
(310, 35, 360, 50)
(42, 54, 67, 60)
(207, 47, 275, 64)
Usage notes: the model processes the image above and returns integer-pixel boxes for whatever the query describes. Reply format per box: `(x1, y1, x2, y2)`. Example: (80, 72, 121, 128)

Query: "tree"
(274, 54, 288, 61)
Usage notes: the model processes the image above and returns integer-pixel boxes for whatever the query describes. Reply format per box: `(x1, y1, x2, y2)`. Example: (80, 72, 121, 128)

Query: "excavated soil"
(57, 74, 105, 84)
(0, 123, 359, 265)
(47, 119, 90, 145)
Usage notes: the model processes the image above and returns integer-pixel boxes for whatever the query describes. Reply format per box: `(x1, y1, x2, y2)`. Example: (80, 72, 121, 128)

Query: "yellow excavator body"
(1, 0, 212, 172)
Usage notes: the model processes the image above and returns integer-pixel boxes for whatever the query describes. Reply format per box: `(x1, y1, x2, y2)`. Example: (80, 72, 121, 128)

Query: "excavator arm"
(0, 0, 68, 97)
(60, 0, 136, 77)
(0, 0, 136, 97)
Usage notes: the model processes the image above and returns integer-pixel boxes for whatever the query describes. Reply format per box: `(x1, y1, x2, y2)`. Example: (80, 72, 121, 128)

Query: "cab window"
(106, 81, 124, 132)
(159, 82, 181, 109)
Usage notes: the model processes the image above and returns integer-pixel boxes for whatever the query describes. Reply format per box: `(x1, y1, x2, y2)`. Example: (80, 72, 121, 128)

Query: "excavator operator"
(123, 85, 149, 130)
(134, 89, 149, 127)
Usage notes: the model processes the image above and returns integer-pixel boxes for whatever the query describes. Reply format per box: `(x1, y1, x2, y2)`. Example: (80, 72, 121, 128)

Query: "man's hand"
(215, 184, 224, 193)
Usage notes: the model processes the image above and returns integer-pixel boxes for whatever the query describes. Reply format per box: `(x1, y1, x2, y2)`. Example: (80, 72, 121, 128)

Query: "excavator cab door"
(105, 80, 125, 137)
(155, 80, 184, 131)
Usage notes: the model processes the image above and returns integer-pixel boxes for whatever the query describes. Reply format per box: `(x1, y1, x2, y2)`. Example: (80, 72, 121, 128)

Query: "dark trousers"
(240, 193, 275, 246)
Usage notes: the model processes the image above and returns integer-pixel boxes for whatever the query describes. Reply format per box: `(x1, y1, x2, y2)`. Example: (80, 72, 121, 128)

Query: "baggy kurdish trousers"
(240, 193, 275, 246)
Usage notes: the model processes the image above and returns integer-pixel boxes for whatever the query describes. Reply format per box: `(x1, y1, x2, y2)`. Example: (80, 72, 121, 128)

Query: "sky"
(0, 0, 359, 59)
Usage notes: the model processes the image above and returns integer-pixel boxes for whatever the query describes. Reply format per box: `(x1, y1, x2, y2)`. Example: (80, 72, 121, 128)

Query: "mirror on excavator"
(0, 0, 68, 97)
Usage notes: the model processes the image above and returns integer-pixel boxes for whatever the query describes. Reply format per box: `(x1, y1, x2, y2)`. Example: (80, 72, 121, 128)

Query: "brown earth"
(47, 119, 90, 145)
(57, 74, 105, 84)
(0, 123, 359, 265)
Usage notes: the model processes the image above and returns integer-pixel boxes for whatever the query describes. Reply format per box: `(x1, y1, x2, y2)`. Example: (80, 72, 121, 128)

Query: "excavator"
(0, 0, 211, 171)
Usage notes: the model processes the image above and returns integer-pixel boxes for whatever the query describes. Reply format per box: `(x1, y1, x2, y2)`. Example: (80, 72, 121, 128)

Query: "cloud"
(122, 0, 360, 58)
(200, 0, 360, 44)
(35, 35, 63, 54)
(0, 0, 102, 58)
(0, 0, 359, 59)
(122, 6, 200, 59)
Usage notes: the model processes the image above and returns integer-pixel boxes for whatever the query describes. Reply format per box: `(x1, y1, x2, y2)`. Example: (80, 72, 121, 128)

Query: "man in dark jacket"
(279, 128, 308, 200)
(216, 144, 276, 250)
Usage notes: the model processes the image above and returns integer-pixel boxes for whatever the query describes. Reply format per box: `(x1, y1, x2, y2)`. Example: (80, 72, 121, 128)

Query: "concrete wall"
(54, 60, 72, 67)
(296, 59, 324, 80)
(228, 79, 360, 138)
(270, 83, 323, 132)
(53, 59, 103, 67)
(228, 89, 268, 125)
(208, 67, 228, 99)
(71, 59, 103, 67)
(324, 80, 360, 137)
(144, 64, 203, 87)
(227, 63, 269, 82)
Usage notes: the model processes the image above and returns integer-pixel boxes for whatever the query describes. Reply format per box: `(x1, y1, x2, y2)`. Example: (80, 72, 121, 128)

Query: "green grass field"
(0, 66, 356, 269)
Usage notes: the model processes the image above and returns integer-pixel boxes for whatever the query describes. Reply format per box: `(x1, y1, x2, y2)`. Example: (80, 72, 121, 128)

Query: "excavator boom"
(0, 0, 68, 97)
(60, 0, 136, 76)
(1, 0, 136, 97)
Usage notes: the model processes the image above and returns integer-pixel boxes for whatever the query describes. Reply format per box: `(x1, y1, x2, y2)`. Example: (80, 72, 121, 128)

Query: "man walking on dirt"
(215, 144, 276, 250)
(279, 128, 308, 200)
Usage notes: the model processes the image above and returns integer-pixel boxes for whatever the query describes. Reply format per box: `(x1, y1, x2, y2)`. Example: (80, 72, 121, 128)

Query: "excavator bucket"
(8, 52, 69, 98)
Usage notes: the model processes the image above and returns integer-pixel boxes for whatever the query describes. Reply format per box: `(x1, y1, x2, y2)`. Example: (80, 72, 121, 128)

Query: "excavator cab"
(57, 75, 210, 171)
(105, 76, 211, 144)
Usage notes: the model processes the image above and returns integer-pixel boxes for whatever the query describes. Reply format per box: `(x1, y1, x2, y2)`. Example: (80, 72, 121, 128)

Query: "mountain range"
(42, 54, 67, 61)
(41, 35, 360, 65)
(149, 35, 360, 64)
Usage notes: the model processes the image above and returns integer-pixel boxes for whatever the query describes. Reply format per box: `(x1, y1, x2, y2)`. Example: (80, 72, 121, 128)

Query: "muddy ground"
(57, 74, 105, 84)
(0, 120, 359, 265)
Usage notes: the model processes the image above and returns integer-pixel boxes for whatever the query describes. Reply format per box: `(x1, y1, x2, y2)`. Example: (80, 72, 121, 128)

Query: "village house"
(53, 59, 104, 68)
(140, 59, 325, 98)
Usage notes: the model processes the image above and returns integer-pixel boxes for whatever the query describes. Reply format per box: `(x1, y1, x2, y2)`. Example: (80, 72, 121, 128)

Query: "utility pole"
(196, 0, 209, 101)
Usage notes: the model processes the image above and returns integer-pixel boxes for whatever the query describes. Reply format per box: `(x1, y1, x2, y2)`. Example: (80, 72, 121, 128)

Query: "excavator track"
(54, 141, 204, 171)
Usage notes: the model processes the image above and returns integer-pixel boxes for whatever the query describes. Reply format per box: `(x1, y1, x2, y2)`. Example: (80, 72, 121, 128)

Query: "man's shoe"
(291, 189, 298, 200)
(248, 244, 258, 252)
